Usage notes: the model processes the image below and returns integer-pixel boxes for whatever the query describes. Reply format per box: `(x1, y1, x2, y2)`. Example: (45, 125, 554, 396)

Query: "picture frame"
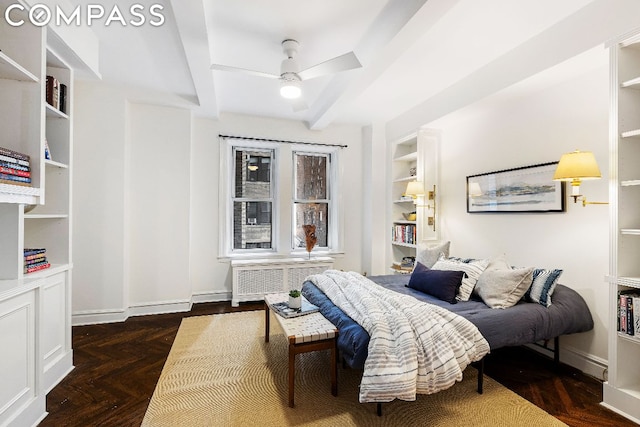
(466, 162, 565, 213)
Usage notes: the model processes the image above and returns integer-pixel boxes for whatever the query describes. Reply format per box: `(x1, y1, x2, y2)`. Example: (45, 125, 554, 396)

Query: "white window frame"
(220, 138, 280, 257)
(291, 144, 340, 255)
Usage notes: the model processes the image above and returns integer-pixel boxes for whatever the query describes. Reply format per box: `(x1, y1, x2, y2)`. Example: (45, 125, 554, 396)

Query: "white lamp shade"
(280, 79, 302, 99)
(405, 181, 425, 196)
(553, 150, 602, 181)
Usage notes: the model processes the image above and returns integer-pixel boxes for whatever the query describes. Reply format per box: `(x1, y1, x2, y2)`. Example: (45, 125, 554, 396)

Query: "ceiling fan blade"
(210, 63, 280, 80)
(291, 98, 308, 112)
(297, 51, 362, 81)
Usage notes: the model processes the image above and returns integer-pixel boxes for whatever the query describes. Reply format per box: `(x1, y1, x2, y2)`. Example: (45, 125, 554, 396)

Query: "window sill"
(219, 251, 344, 262)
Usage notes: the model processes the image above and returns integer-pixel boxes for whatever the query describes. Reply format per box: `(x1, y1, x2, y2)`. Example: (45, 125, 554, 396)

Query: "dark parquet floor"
(41, 302, 636, 427)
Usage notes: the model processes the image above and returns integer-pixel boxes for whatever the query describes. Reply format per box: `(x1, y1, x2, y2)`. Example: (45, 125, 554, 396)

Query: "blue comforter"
(302, 274, 593, 370)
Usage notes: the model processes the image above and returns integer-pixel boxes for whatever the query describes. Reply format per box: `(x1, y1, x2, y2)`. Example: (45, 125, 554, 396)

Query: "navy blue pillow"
(408, 262, 465, 304)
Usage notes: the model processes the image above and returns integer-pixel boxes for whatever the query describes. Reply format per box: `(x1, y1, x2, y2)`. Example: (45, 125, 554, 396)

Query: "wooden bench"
(264, 292, 339, 407)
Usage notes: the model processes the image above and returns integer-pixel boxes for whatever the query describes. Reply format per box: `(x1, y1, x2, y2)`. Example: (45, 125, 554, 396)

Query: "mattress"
(302, 273, 594, 370)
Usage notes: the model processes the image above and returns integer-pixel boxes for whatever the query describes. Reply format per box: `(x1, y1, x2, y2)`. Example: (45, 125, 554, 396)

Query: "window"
(293, 152, 330, 249)
(221, 137, 341, 258)
(232, 147, 274, 250)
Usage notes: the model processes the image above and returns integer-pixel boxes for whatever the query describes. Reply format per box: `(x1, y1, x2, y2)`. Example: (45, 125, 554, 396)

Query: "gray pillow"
(415, 241, 450, 268)
(475, 266, 534, 309)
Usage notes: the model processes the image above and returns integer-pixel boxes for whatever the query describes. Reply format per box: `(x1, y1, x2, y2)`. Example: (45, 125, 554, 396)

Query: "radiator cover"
(230, 257, 334, 307)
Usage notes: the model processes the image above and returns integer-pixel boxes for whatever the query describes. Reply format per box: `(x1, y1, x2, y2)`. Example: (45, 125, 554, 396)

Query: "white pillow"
(431, 255, 489, 301)
(415, 241, 450, 269)
(475, 266, 534, 309)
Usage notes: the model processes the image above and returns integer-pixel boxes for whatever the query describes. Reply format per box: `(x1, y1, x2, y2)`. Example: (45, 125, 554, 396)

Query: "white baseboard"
(73, 298, 198, 325)
(128, 299, 192, 317)
(72, 308, 129, 326)
(71, 287, 237, 325)
(192, 290, 232, 303)
(524, 342, 608, 380)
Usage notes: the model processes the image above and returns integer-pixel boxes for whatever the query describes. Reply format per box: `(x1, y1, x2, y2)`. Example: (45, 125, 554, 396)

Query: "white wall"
(72, 81, 128, 321)
(72, 82, 367, 322)
(425, 61, 610, 373)
(72, 82, 196, 323)
(126, 103, 192, 313)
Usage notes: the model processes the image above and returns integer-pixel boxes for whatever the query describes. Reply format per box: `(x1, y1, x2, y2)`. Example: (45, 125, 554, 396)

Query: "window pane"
(294, 203, 328, 248)
(233, 201, 272, 249)
(235, 149, 271, 198)
(295, 154, 327, 200)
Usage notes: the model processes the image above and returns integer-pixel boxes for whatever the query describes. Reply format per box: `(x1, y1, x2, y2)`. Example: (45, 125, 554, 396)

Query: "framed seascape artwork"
(466, 162, 565, 213)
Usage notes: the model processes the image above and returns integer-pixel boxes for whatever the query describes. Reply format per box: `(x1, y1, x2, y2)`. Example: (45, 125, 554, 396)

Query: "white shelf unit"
(0, 3, 76, 425)
(603, 29, 640, 424)
(0, 3, 44, 206)
(389, 134, 421, 273)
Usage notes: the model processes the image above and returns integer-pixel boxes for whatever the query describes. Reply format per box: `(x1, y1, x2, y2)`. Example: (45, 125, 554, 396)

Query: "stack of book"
(392, 223, 416, 245)
(46, 75, 67, 113)
(618, 290, 640, 337)
(270, 296, 319, 318)
(24, 248, 50, 274)
(0, 146, 31, 187)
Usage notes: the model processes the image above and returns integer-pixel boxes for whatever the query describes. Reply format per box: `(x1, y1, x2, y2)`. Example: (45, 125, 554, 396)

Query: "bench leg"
(331, 337, 338, 396)
(288, 342, 295, 407)
(264, 302, 270, 343)
(477, 358, 484, 394)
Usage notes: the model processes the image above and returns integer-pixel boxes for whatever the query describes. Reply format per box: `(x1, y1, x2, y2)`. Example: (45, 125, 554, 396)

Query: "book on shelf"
(0, 146, 30, 162)
(617, 290, 640, 336)
(390, 264, 412, 274)
(0, 173, 30, 184)
(24, 248, 46, 256)
(24, 253, 46, 261)
(270, 296, 319, 318)
(46, 75, 60, 110)
(0, 153, 30, 168)
(24, 262, 51, 274)
(0, 166, 30, 178)
(0, 178, 31, 187)
(59, 83, 67, 113)
(0, 160, 29, 172)
(24, 256, 47, 266)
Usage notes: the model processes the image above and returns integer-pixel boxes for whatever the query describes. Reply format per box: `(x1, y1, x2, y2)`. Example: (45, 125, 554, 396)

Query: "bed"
(303, 273, 593, 369)
(301, 270, 593, 410)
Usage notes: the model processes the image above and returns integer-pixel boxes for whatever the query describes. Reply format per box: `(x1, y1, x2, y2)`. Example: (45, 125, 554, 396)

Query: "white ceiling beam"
(386, 0, 640, 140)
(307, 0, 461, 130)
(169, 0, 219, 118)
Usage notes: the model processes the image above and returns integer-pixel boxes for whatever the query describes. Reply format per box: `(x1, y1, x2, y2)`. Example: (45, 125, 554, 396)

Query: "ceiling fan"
(210, 39, 362, 111)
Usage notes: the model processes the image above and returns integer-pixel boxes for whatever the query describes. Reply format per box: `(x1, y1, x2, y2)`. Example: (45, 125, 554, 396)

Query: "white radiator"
(231, 257, 333, 307)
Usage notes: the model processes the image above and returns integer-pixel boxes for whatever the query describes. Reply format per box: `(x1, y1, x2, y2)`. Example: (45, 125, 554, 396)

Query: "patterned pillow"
(526, 268, 563, 307)
(431, 255, 489, 301)
(415, 241, 450, 269)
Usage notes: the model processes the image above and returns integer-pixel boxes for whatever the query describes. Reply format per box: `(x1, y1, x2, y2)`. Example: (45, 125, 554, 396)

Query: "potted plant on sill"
(289, 289, 302, 310)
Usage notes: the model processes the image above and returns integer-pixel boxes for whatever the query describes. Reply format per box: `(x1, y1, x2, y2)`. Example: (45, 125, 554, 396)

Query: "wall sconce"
(552, 150, 607, 207)
(405, 181, 436, 231)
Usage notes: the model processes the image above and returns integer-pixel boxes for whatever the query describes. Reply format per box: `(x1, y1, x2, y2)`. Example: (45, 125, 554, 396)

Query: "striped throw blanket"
(307, 270, 490, 403)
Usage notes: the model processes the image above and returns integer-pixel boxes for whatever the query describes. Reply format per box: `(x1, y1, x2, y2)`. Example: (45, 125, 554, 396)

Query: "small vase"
(288, 296, 301, 310)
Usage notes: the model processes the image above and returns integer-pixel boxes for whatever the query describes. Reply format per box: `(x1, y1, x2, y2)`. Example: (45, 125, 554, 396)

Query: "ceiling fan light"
(280, 79, 301, 99)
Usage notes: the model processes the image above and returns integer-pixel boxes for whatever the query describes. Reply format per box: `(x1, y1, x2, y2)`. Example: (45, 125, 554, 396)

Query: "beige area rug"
(142, 311, 566, 427)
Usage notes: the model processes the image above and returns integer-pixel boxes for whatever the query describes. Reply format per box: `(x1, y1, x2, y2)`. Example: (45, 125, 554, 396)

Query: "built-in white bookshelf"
(389, 134, 421, 274)
(603, 28, 640, 424)
(0, 2, 75, 425)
